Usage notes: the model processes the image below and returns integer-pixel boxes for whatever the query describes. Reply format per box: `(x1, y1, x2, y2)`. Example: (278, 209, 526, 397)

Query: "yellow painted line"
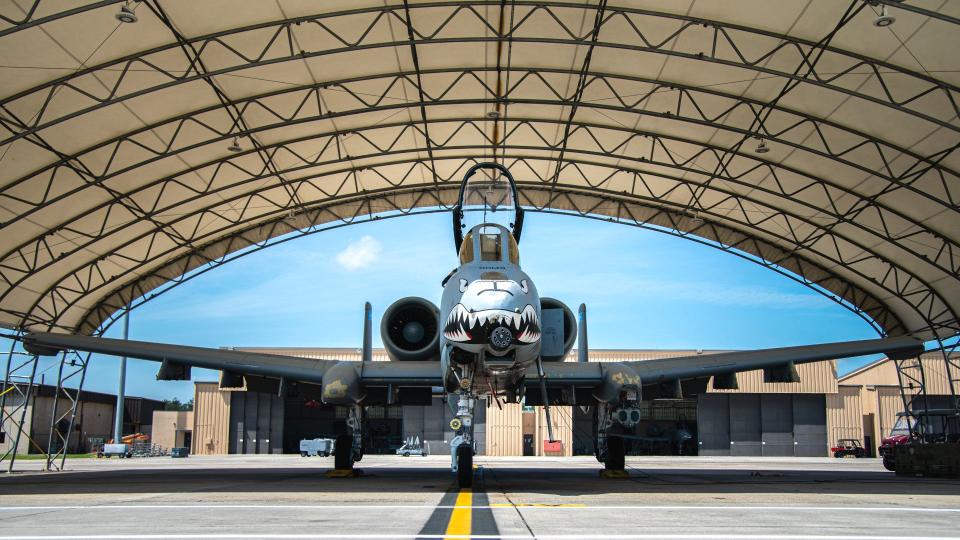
(443, 489, 472, 539)
(490, 503, 586, 508)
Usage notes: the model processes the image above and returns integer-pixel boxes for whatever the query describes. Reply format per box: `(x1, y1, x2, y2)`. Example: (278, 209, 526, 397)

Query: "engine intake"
(381, 297, 440, 361)
(540, 297, 576, 361)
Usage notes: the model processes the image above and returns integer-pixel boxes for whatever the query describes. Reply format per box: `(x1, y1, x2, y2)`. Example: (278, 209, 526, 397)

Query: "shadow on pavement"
(1, 463, 957, 497)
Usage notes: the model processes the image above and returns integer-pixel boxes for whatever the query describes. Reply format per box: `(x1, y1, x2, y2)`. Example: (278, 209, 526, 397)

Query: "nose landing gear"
(456, 444, 474, 488)
(449, 367, 477, 488)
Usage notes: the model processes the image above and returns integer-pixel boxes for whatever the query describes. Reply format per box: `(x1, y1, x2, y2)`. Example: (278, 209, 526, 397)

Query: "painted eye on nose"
(520, 280, 528, 293)
(459, 279, 469, 292)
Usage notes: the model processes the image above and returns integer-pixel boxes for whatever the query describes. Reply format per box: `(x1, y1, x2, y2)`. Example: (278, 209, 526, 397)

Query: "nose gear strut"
(536, 355, 558, 443)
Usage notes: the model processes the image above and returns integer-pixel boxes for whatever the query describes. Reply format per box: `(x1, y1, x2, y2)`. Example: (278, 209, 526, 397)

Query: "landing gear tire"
(605, 435, 625, 470)
(334, 434, 353, 470)
(456, 445, 473, 488)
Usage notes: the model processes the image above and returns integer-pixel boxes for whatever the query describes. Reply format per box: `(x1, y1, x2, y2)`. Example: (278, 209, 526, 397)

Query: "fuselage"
(439, 223, 541, 395)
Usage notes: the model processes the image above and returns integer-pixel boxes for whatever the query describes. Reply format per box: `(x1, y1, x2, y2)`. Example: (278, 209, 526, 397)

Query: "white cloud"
(335, 235, 382, 271)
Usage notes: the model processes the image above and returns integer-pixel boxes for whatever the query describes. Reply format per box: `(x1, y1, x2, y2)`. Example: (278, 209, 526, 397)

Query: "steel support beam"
(42, 350, 91, 471)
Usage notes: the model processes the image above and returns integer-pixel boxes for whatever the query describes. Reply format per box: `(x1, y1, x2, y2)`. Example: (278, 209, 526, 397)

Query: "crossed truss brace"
(0, 0, 959, 471)
(0, 2, 956, 337)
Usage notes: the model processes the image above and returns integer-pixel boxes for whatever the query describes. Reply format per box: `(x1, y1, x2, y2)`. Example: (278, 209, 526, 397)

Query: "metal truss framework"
(0, 1, 955, 342)
(2, 2, 958, 140)
(0, 1, 959, 470)
(894, 335, 960, 441)
(0, 341, 39, 472)
(40, 350, 92, 471)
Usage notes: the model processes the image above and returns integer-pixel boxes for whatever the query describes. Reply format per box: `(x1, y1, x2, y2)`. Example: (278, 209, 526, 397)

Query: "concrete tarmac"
(0, 455, 957, 539)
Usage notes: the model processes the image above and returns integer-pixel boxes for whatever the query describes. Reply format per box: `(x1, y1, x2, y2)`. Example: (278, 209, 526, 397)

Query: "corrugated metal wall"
(840, 354, 958, 395)
(485, 402, 523, 456)
(877, 386, 904, 438)
(192, 382, 230, 455)
(826, 386, 863, 444)
(535, 406, 573, 456)
(709, 361, 838, 394)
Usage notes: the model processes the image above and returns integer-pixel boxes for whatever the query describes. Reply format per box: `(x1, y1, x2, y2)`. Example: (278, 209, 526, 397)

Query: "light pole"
(113, 309, 130, 443)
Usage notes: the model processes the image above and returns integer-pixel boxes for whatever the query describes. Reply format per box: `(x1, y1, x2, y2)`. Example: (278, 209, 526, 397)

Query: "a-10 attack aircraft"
(21, 163, 924, 488)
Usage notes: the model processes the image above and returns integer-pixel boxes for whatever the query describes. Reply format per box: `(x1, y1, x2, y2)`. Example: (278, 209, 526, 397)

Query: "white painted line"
(0, 535, 958, 540)
(0, 504, 957, 513)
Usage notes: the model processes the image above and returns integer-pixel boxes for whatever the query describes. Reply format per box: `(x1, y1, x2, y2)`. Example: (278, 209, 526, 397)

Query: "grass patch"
(13, 453, 95, 460)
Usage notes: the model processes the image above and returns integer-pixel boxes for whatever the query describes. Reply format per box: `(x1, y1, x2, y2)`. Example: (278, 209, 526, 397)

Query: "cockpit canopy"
(459, 224, 520, 266)
(454, 163, 524, 253)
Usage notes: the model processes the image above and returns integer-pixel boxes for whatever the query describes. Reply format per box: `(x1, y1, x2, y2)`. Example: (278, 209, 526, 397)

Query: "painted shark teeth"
(443, 304, 473, 342)
(516, 304, 541, 343)
(443, 304, 541, 344)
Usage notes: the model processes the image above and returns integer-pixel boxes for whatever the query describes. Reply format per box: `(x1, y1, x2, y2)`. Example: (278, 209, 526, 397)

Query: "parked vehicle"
(879, 409, 960, 472)
(879, 413, 914, 470)
(299, 438, 335, 457)
(98, 443, 132, 458)
(396, 436, 429, 457)
(830, 438, 865, 458)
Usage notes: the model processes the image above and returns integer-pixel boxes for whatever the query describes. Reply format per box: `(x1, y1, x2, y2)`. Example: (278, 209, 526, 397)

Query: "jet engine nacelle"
(381, 297, 441, 361)
(540, 297, 577, 362)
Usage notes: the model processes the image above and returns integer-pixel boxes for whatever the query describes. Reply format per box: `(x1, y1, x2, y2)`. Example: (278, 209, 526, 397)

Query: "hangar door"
(761, 395, 794, 456)
(697, 394, 827, 457)
(793, 395, 827, 457)
(228, 391, 284, 454)
(697, 394, 730, 456)
(730, 394, 762, 456)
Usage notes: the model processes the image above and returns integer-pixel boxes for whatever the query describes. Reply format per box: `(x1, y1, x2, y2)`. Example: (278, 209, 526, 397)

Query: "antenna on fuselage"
(362, 302, 372, 363)
(577, 303, 588, 363)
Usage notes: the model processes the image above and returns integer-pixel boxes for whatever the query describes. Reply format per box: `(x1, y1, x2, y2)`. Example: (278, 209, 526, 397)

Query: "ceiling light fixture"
(115, 4, 138, 24)
(755, 138, 770, 154)
(227, 138, 242, 153)
(874, 5, 895, 27)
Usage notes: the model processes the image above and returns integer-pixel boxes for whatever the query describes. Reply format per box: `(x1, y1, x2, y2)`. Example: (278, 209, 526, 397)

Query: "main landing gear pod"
(592, 363, 642, 474)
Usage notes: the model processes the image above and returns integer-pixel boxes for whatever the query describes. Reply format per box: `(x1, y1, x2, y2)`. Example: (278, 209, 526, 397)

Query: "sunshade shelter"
(0, 0, 957, 344)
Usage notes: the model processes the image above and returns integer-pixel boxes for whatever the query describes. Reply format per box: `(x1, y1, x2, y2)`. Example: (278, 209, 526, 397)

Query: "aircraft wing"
(527, 335, 924, 401)
(19, 332, 443, 389)
(625, 335, 924, 383)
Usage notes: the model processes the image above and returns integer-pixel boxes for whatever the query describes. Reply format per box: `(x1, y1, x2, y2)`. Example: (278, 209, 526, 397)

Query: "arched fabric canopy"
(0, 1, 957, 340)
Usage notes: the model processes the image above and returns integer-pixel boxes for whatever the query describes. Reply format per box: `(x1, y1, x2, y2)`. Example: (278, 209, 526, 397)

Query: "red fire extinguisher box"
(543, 440, 563, 453)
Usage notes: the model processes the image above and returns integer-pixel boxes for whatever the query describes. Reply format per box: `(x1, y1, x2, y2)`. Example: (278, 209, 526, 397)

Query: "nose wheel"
(456, 444, 474, 488)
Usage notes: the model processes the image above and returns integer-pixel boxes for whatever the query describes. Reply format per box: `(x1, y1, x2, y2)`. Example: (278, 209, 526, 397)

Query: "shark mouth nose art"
(443, 304, 541, 344)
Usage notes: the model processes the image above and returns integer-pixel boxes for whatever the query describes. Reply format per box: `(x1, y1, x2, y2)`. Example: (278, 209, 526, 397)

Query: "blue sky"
(3, 211, 883, 402)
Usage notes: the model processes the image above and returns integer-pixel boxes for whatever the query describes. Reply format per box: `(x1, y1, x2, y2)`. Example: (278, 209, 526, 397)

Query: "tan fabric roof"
(0, 1, 958, 338)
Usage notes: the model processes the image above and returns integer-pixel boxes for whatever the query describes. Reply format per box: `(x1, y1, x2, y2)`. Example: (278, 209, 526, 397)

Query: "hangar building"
(1, 385, 162, 455)
(163, 347, 956, 458)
